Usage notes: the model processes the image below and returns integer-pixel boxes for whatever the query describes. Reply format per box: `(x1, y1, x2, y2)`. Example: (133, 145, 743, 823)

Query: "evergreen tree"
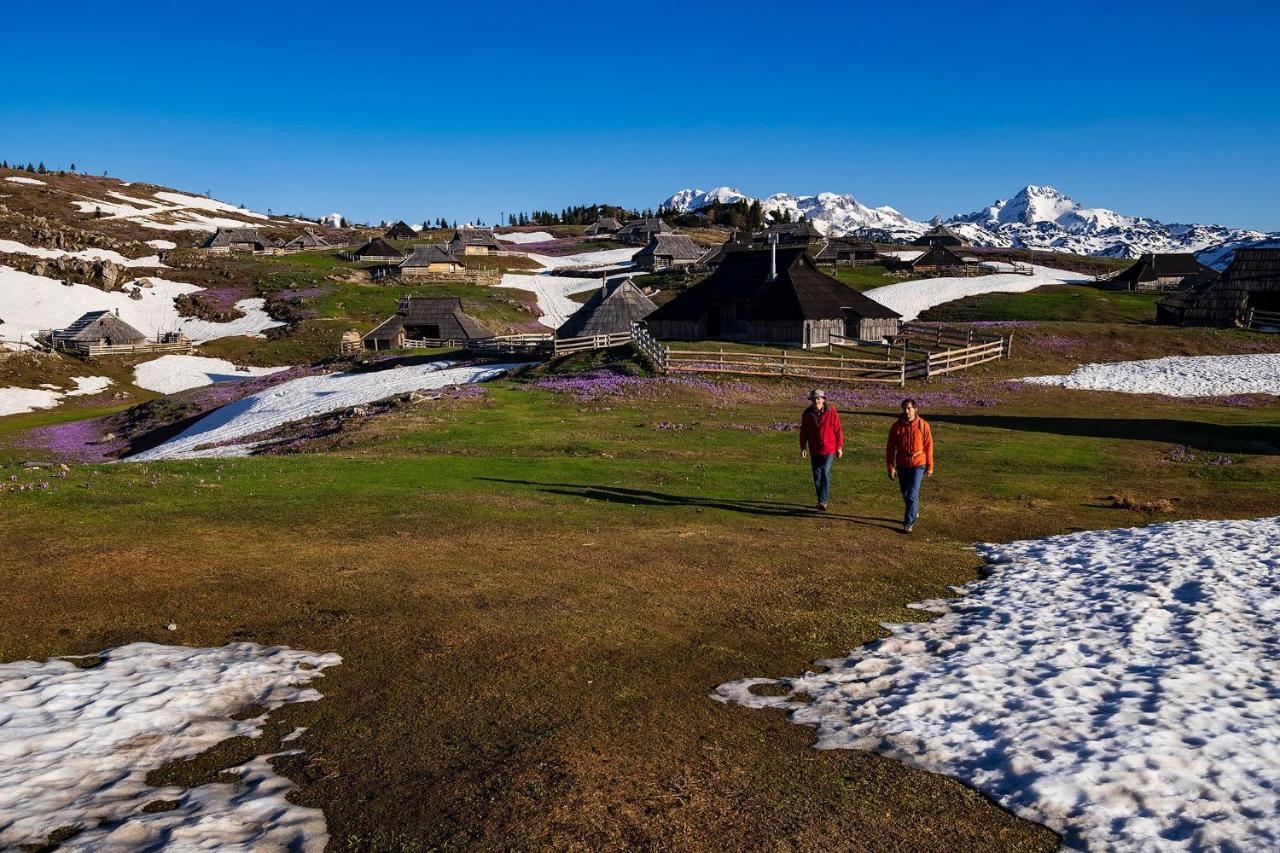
(37, 162, 46, 173)
(748, 200, 763, 230)
(70, 162, 76, 172)
(26, 162, 34, 172)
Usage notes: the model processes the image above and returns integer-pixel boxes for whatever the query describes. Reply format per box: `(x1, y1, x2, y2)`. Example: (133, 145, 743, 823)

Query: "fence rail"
(1245, 308, 1280, 331)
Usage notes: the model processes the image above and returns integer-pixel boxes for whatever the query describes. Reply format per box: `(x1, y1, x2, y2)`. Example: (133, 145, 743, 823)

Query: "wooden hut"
(1107, 253, 1217, 292)
(615, 218, 672, 245)
(909, 244, 967, 273)
(645, 246, 900, 347)
(557, 278, 657, 338)
(384, 220, 418, 240)
(284, 230, 331, 251)
(1158, 248, 1280, 327)
(912, 223, 965, 247)
(201, 228, 272, 253)
(362, 297, 496, 350)
(353, 237, 405, 262)
(814, 237, 878, 267)
(400, 244, 464, 275)
(448, 228, 504, 256)
(585, 216, 623, 236)
(633, 233, 703, 272)
(52, 309, 148, 352)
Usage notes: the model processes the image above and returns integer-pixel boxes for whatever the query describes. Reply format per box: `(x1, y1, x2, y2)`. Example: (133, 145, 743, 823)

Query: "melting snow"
(864, 264, 1088, 322)
(128, 360, 523, 460)
(69, 189, 270, 232)
(3, 176, 44, 185)
(146, 239, 177, 250)
(0, 642, 339, 851)
(498, 274, 601, 329)
(133, 355, 290, 394)
(1019, 354, 1280, 397)
(496, 230, 555, 244)
(716, 517, 1280, 851)
(0, 238, 164, 268)
(0, 376, 112, 416)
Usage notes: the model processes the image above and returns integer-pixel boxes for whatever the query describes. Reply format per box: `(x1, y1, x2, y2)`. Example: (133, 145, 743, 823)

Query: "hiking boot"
(903, 523, 914, 534)
(818, 502, 828, 511)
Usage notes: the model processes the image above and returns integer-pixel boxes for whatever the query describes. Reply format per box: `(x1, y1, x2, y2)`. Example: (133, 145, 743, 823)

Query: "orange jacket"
(887, 416, 934, 473)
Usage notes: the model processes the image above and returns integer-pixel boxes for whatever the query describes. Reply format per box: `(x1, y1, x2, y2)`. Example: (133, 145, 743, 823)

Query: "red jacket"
(800, 405, 843, 456)
(887, 416, 934, 473)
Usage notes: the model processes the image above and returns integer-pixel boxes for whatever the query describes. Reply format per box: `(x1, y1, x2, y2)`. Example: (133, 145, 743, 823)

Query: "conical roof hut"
(556, 278, 657, 338)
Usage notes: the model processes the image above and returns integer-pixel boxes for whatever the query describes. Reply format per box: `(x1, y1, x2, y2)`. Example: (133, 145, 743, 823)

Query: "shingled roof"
(647, 248, 900, 324)
(201, 228, 270, 250)
(400, 244, 461, 268)
(557, 278, 657, 338)
(912, 223, 965, 247)
(1158, 247, 1280, 326)
(363, 297, 495, 344)
(384, 220, 418, 240)
(53, 310, 147, 344)
(450, 228, 503, 250)
(635, 233, 703, 262)
(814, 237, 877, 263)
(1111, 253, 1217, 288)
(585, 216, 623, 235)
(910, 244, 966, 269)
(284, 229, 331, 250)
(615, 218, 672, 242)
(353, 236, 405, 260)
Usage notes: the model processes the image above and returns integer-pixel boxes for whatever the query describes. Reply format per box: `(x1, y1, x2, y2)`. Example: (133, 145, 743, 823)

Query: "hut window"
(422, 324, 441, 339)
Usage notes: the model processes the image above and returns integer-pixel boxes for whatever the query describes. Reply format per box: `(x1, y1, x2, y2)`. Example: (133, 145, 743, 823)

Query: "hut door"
(707, 303, 722, 337)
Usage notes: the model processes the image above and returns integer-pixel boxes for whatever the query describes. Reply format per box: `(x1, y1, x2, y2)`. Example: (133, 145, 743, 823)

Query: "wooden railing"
(630, 325, 668, 372)
(1245, 308, 1280, 331)
(78, 340, 195, 357)
(665, 347, 906, 386)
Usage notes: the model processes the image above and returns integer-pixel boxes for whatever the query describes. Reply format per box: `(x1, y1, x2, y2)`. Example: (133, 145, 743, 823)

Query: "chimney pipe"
(769, 233, 779, 281)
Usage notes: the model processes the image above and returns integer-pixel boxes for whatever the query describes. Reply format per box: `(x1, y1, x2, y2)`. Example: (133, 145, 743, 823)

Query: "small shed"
(912, 223, 965, 247)
(755, 221, 822, 247)
(449, 228, 504, 256)
(1158, 248, 1280, 327)
(814, 237, 878, 266)
(615, 218, 672, 245)
(645, 247, 900, 347)
(633, 233, 703, 272)
(1107, 253, 1217, 292)
(400, 244, 464, 275)
(202, 228, 272, 253)
(353, 237, 406, 262)
(52, 309, 148, 351)
(362, 297, 496, 349)
(557, 278, 657, 338)
(585, 216, 623, 236)
(910, 244, 967, 273)
(384, 221, 418, 240)
(284, 230, 331, 251)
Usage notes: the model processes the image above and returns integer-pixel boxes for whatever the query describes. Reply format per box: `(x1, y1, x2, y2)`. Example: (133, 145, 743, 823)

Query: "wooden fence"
(1245, 308, 1280, 331)
(666, 347, 907, 385)
(396, 331, 634, 358)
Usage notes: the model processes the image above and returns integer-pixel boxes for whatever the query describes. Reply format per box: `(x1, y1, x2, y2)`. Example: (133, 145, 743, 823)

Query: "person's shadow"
(476, 478, 902, 530)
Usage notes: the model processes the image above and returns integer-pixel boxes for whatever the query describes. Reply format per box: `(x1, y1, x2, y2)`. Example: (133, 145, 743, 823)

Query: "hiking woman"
(886, 398, 933, 533)
(799, 389, 843, 511)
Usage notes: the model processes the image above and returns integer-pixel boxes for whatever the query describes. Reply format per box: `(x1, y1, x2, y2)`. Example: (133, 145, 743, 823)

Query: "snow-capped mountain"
(660, 184, 1275, 265)
(660, 186, 922, 241)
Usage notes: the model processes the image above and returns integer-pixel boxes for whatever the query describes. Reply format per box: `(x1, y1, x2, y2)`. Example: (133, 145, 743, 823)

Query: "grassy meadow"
(4, 304, 1280, 849)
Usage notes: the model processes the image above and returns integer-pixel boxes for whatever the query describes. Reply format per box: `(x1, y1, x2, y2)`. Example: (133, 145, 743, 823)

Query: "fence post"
(899, 353, 906, 387)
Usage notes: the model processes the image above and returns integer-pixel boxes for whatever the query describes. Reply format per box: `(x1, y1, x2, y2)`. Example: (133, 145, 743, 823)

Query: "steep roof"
(354, 236, 405, 259)
(1157, 248, 1280, 325)
(557, 278, 657, 338)
(912, 223, 965, 246)
(400, 244, 461, 268)
(759, 221, 822, 241)
(451, 228, 503, 249)
(363, 297, 495, 343)
(53, 310, 147, 343)
(615, 218, 672, 239)
(635, 233, 703, 261)
(384, 220, 418, 240)
(285, 230, 331, 249)
(1112, 253, 1216, 286)
(202, 227, 269, 249)
(647, 248, 900, 324)
(585, 216, 623, 234)
(910, 244, 967, 268)
(814, 237, 877, 262)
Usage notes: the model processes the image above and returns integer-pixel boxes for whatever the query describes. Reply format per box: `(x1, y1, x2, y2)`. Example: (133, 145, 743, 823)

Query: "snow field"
(498, 274, 602, 329)
(69, 189, 270, 232)
(0, 266, 282, 349)
(524, 246, 639, 270)
(0, 238, 164, 268)
(128, 360, 524, 460)
(863, 263, 1088, 322)
(4, 176, 44, 185)
(716, 517, 1280, 851)
(0, 376, 112, 416)
(496, 230, 555, 244)
(145, 239, 177, 250)
(0, 642, 339, 850)
(1018, 353, 1280, 397)
(133, 355, 290, 394)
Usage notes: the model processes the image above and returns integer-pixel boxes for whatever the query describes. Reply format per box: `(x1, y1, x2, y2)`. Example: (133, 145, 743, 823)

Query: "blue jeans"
(811, 454, 835, 505)
(898, 465, 925, 526)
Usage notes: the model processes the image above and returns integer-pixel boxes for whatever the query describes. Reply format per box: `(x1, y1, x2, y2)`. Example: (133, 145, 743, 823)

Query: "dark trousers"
(898, 464, 925, 525)
(811, 454, 835, 505)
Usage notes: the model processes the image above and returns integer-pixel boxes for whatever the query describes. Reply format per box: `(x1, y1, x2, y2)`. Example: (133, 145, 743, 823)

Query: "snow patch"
(498, 274, 601, 328)
(128, 360, 523, 461)
(4, 176, 44, 186)
(1019, 353, 1280, 397)
(0, 376, 112, 416)
(146, 239, 177, 250)
(863, 264, 1088, 322)
(0, 641, 339, 851)
(496, 230, 555, 244)
(0, 238, 164, 268)
(133, 355, 290, 394)
(716, 517, 1280, 852)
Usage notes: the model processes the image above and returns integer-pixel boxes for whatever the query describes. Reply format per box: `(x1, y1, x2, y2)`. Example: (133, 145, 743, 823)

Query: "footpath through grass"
(4, 321, 1280, 849)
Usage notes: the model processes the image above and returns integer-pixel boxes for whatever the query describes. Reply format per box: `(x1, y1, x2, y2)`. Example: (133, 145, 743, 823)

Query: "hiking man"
(799, 389, 843, 511)
(886, 398, 934, 533)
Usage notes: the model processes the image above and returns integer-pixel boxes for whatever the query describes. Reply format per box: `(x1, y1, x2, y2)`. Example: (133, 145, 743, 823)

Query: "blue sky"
(2, 0, 1277, 229)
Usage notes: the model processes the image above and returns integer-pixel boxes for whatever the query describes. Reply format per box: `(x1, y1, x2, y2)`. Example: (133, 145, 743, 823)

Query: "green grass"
(309, 281, 539, 332)
(5, 319, 1280, 849)
(827, 264, 898, 291)
(922, 284, 1163, 323)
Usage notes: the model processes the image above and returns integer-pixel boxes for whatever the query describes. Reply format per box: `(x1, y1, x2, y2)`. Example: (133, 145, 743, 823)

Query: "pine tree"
(70, 162, 76, 172)
(26, 162, 34, 172)
(37, 162, 46, 174)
